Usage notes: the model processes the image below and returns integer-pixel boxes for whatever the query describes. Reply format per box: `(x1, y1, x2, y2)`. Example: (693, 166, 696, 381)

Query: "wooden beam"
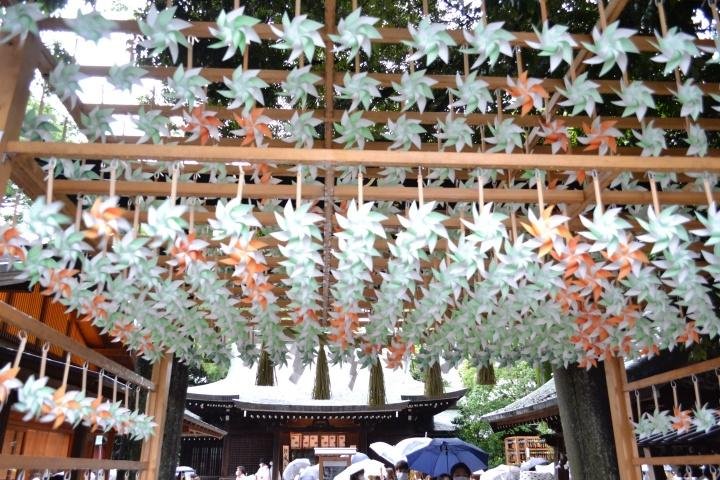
(632, 455, 720, 466)
(604, 357, 642, 480)
(140, 355, 172, 480)
(36, 18, 713, 53)
(84, 103, 720, 131)
(10, 142, 720, 172)
(74, 65, 720, 95)
(0, 301, 154, 391)
(0, 37, 40, 156)
(0, 456, 146, 470)
(623, 356, 720, 393)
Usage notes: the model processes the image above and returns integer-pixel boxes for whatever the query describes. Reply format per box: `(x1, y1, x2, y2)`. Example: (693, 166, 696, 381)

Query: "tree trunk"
(553, 365, 620, 480)
(158, 355, 189, 480)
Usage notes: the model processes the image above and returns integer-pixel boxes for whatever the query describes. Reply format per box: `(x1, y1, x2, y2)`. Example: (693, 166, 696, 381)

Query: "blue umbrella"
(404, 438, 489, 476)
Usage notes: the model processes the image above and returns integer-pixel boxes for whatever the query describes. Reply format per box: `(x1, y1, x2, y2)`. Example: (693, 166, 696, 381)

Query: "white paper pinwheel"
(65, 10, 118, 42)
(579, 206, 631, 254)
(404, 16, 456, 65)
(633, 121, 666, 157)
(137, 5, 191, 63)
(58, 159, 98, 180)
(167, 65, 209, 109)
(220, 66, 267, 113)
(435, 114, 473, 152)
(335, 72, 381, 111)
(582, 21, 638, 76)
(448, 72, 492, 113)
(209, 7, 261, 60)
(334, 111, 374, 149)
(279, 65, 321, 108)
(637, 206, 689, 253)
(21, 109, 59, 142)
(0, 2, 45, 45)
(48, 62, 85, 109)
(685, 123, 708, 157)
(485, 118, 524, 154)
(462, 21, 515, 69)
(329, 8, 381, 58)
(390, 69, 437, 113)
(692, 405, 717, 433)
(612, 80, 656, 121)
(526, 21, 577, 72)
(210, 200, 258, 242)
(13, 376, 53, 422)
(80, 106, 114, 143)
(144, 199, 188, 246)
(558, 72, 602, 116)
(671, 79, 704, 121)
(651, 27, 700, 75)
(107, 64, 147, 92)
(463, 202, 508, 254)
(270, 12, 324, 63)
(283, 111, 321, 148)
(330, 200, 386, 355)
(537, 119, 569, 154)
(384, 114, 425, 151)
(134, 107, 170, 144)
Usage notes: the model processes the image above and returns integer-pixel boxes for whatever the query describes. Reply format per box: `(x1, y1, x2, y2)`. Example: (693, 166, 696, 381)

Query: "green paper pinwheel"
(384, 114, 425, 151)
(582, 21, 638, 76)
(220, 66, 268, 113)
(48, 62, 85, 109)
(80, 106, 114, 143)
(283, 111, 321, 148)
(685, 123, 708, 157)
(134, 107, 170, 144)
(144, 199, 188, 246)
(329, 8, 381, 58)
(612, 80, 656, 121)
(21, 109, 59, 142)
(526, 21, 577, 72)
(579, 205, 631, 254)
(65, 10, 118, 42)
(651, 27, 700, 75)
(209, 198, 261, 241)
(279, 65, 321, 108)
(558, 72, 602, 116)
(57, 159, 98, 180)
(448, 72, 493, 113)
(108, 64, 147, 92)
(672, 79, 704, 121)
(633, 121, 666, 157)
(14, 376, 53, 422)
(137, 5, 191, 63)
(167, 65, 209, 109)
(637, 205, 689, 254)
(334, 111, 374, 149)
(335, 72, 381, 111)
(435, 114, 473, 152)
(0, 2, 45, 45)
(485, 118, 524, 154)
(390, 69, 437, 113)
(462, 21, 515, 69)
(692, 405, 717, 433)
(209, 7, 261, 60)
(404, 16, 456, 65)
(270, 12, 324, 63)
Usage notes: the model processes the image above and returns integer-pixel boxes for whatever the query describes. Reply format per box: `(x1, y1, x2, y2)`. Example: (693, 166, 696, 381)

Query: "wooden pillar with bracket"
(0, 36, 41, 204)
(604, 357, 641, 480)
(139, 355, 173, 480)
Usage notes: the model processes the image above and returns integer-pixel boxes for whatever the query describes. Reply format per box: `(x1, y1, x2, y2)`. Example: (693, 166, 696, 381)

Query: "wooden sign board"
(315, 448, 356, 480)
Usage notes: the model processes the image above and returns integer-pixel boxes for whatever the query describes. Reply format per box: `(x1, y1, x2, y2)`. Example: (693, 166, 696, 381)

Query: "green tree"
(454, 361, 538, 468)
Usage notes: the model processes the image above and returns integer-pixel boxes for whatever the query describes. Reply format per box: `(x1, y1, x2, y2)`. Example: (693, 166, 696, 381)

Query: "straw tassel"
(368, 359, 386, 406)
(476, 364, 496, 386)
(424, 361, 444, 396)
(312, 343, 331, 400)
(255, 349, 275, 386)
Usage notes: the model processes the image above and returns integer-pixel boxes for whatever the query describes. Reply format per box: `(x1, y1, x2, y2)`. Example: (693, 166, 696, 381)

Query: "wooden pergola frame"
(2, 0, 720, 479)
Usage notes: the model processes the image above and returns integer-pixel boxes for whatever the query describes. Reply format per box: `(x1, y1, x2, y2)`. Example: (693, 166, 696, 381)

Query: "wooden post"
(0, 36, 41, 203)
(139, 355, 173, 480)
(604, 357, 641, 480)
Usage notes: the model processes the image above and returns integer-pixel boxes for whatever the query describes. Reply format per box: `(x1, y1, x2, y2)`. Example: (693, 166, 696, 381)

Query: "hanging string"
(39, 342, 50, 378)
(496, 90, 504, 121)
(592, 170, 604, 214)
(46, 158, 56, 202)
(189, 200, 195, 233)
(478, 176, 485, 208)
(691, 375, 701, 410)
(234, 0, 239, 9)
(352, 0, 360, 73)
(536, 171, 545, 212)
(133, 197, 142, 233)
(357, 170, 364, 204)
(671, 380, 679, 409)
(296, 0, 304, 68)
(538, 0, 548, 24)
(112, 375, 118, 403)
(135, 386, 141, 411)
(124, 383, 130, 409)
(652, 385, 660, 411)
(170, 162, 180, 204)
(12, 331, 27, 369)
(597, 0, 608, 30)
(703, 175, 715, 209)
(422, 0, 429, 16)
(81, 362, 88, 395)
(97, 369, 105, 399)
(634, 390, 642, 421)
(74, 195, 84, 230)
(109, 160, 118, 198)
(510, 211, 518, 242)
(648, 173, 661, 215)
(296, 165, 302, 205)
(61, 352, 71, 389)
(417, 167, 424, 205)
(236, 165, 245, 200)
